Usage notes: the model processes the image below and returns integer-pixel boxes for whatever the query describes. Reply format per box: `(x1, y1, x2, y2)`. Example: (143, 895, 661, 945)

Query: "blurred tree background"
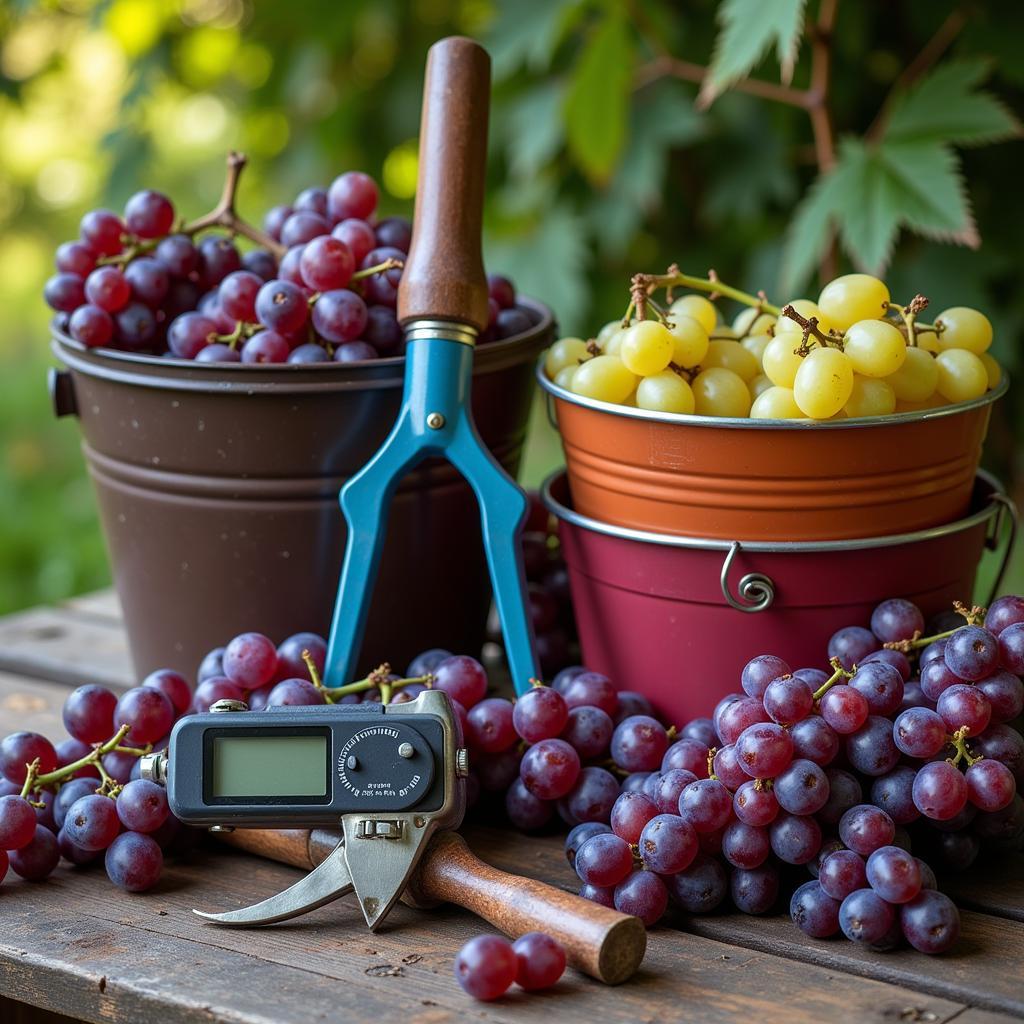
(0, 0, 1021, 615)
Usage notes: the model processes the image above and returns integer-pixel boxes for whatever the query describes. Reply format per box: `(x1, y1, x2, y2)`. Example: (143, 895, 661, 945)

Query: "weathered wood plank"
(943, 857, 1024, 923)
(59, 591, 123, 623)
(0, 608, 133, 692)
(0, 850, 974, 1024)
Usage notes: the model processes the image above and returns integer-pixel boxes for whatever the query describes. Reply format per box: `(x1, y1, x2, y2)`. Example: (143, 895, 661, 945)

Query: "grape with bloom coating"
(885, 346, 939, 402)
(793, 347, 854, 419)
(512, 932, 566, 991)
(636, 371, 695, 414)
(544, 338, 589, 378)
(619, 321, 674, 376)
(900, 890, 960, 953)
(669, 294, 717, 334)
(761, 334, 804, 388)
(843, 320, 907, 378)
(818, 274, 890, 331)
(935, 349, 988, 403)
(454, 934, 517, 1001)
(750, 386, 803, 420)
(935, 307, 992, 354)
(845, 376, 896, 418)
(702, 340, 760, 381)
(570, 355, 636, 404)
(666, 315, 710, 367)
(692, 367, 751, 417)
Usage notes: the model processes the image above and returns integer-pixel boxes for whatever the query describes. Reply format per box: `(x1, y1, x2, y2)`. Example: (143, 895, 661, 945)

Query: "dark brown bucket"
(50, 298, 554, 680)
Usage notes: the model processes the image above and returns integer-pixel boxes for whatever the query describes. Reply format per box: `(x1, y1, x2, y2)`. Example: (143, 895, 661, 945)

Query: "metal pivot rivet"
(426, 412, 445, 430)
(210, 699, 249, 713)
(397, 742, 414, 759)
(346, 755, 359, 771)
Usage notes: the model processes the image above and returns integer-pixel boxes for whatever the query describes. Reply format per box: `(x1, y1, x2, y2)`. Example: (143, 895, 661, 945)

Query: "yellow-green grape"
(980, 352, 1002, 390)
(692, 367, 751, 418)
(604, 327, 628, 356)
(669, 294, 717, 335)
(741, 333, 772, 364)
(793, 347, 855, 419)
(750, 386, 802, 420)
(935, 349, 988, 403)
(844, 376, 896, 418)
(596, 319, 624, 348)
(885, 346, 938, 402)
(636, 371, 695, 414)
(570, 355, 637, 404)
(667, 315, 710, 368)
(843, 319, 907, 378)
(762, 334, 806, 387)
(774, 299, 837, 337)
(620, 321, 674, 376)
(710, 325, 739, 340)
(916, 329, 941, 354)
(935, 307, 993, 354)
(544, 337, 589, 379)
(749, 373, 774, 399)
(817, 274, 891, 331)
(553, 365, 577, 391)
(733, 308, 776, 336)
(702, 339, 760, 382)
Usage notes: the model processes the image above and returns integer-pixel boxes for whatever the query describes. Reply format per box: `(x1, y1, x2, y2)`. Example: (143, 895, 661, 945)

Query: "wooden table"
(0, 591, 1021, 1024)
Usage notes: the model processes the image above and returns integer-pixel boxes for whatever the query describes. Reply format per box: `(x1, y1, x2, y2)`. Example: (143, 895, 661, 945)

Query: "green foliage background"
(0, 0, 1021, 614)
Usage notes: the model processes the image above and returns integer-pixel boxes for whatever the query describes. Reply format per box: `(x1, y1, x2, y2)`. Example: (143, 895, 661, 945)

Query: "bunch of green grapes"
(543, 274, 1002, 421)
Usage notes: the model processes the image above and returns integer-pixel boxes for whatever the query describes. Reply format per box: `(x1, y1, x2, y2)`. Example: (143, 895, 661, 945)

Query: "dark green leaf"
(885, 59, 1022, 148)
(486, 0, 588, 80)
(503, 81, 567, 181)
(564, 7, 635, 183)
(700, 0, 807, 106)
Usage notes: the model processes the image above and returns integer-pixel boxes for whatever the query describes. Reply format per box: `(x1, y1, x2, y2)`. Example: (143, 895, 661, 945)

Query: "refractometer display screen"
(211, 735, 328, 798)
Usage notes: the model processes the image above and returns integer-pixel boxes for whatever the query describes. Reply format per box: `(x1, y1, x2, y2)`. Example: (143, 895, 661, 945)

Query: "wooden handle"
(396, 36, 491, 331)
(220, 829, 646, 985)
(408, 833, 645, 985)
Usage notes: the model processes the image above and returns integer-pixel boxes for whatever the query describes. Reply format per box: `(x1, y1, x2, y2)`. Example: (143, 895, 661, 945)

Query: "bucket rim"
(541, 468, 1008, 553)
(50, 296, 554, 394)
(536, 356, 1008, 431)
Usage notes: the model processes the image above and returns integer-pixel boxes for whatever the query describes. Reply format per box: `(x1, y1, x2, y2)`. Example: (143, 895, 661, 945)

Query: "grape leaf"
(486, 0, 586, 80)
(564, 7, 635, 183)
(700, 0, 807, 107)
(503, 81, 567, 182)
(884, 59, 1022, 148)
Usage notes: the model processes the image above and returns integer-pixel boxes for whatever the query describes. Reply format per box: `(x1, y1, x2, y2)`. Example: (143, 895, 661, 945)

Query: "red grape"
(512, 932, 565, 991)
(0, 794, 39, 850)
(519, 739, 579, 801)
(105, 830, 163, 891)
(65, 793, 121, 851)
(1, 731, 58, 784)
(466, 698, 517, 753)
(432, 656, 488, 709)
(512, 685, 567, 743)
(819, 849, 868, 901)
(62, 684, 117, 744)
(114, 687, 174, 745)
(124, 189, 175, 238)
(9, 824, 60, 881)
(866, 845, 921, 904)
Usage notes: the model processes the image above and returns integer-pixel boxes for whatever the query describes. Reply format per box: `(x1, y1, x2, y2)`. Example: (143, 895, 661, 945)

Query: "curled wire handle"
(985, 492, 1019, 606)
(720, 541, 775, 613)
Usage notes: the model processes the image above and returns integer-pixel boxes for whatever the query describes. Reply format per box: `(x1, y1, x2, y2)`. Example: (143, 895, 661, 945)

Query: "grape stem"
(812, 658, 854, 701)
(321, 667, 435, 706)
(18, 723, 150, 799)
(627, 265, 782, 325)
(351, 257, 404, 282)
(885, 295, 941, 348)
(947, 725, 983, 768)
(883, 601, 987, 652)
(780, 304, 844, 354)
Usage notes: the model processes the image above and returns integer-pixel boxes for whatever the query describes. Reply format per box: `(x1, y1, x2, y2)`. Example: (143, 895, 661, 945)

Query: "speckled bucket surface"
(540, 365, 1007, 543)
(543, 470, 1014, 725)
(50, 298, 554, 680)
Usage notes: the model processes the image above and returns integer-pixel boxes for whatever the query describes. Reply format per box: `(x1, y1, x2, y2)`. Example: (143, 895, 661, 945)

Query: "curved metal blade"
(194, 840, 353, 927)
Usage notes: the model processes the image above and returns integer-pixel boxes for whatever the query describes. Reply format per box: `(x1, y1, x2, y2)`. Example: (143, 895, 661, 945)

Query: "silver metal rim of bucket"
(541, 468, 1018, 614)
(536, 356, 1009, 431)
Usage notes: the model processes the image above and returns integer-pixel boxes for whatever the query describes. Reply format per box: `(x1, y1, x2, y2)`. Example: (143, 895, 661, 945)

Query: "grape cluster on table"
(44, 166, 529, 363)
(546, 273, 1002, 420)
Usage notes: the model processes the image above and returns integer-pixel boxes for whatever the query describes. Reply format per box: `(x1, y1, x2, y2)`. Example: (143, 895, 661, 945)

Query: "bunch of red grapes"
(44, 164, 530, 363)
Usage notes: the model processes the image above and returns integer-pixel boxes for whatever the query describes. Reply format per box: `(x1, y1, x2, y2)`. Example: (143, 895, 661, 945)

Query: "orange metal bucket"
(538, 363, 1007, 542)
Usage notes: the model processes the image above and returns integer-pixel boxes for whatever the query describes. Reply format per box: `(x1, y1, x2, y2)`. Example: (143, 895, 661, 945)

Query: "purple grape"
(965, 758, 1016, 812)
(845, 715, 900, 777)
(664, 853, 728, 913)
(768, 812, 822, 865)
(56, 240, 98, 276)
(741, 654, 791, 698)
(985, 594, 1024, 635)
(513, 685, 568, 743)
(474, 747, 520, 792)
(920, 638, 948, 668)
(54, 777, 100, 830)
(116, 779, 170, 833)
(406, 647, 452, 677)
(818, 767, 863, 825)
(328, 171, 378, 222)
(115, 687, 174, 745)
(562, 671, 618, 717)
(565, 821, 611, 867)
(936, 683, 991, 736)
(999, 622, 1024, 674)
(819, 685, 869, 734)
(0, 794, 39, 849)
(819, 849, 868, 900)
(504, 778, 553, 831)
(899, 680, 931, 711)
(578, 882, 615, 908)
(870, 766, 920, 825)
(101, 749, 137, 784)
(721, 820, 770, 869)
(359, 246, 404, 306)
(242, 248, 278, 280)
(763, 675, 814, 725)
(773, 758, 830, 815)
(10, 824, 60, 880)
(678, 778, 732, 833)
(467, 698, 517, 753)
(520, 739, 580, 801)
(652, 769, 698, 815)
(730, 863, 779, 915)
(839, 804, 895, 855)
(870, 598, 924, 643)
(333, 340, 378, 362)
(920, 658, 962, 701)
(839, 888, 894, 944)
(712, 744, 748, 790)
(912, 761, 969, 820)
(944, 625, 1000, 681)
(1, 731, 58, 784)
(680, 717, 716, 747)
(58, 827, 101, 866)
(44, 272, 86, 312)
(280, 211, 331, 248)
(893, 707, 947, 758)
(124, 189, 174, 238)
(63, 684, 117, 744)
(574, 832, 633, 887)
(849, 661, 904, 716)
(735, 722, 793, 779)
(614, 869, 668, 927)
(69, 303, 114, 347)
(560, 705, 613, 759)
(899, 890, 960, 953)
(198, 235, 241, 288)
(610, 791, 658, 843)
(790, 715, 839, 766)
(977, 670, 1024, 723)
(866, 845, 922, 904)
(733, 779, 779, 826)
(64, 793, 121, 851)
(619, 772, 652, 795)
(611, 716, 668, 773)
(638, 813, 698, 873)
(362, 304, 403, 355)
(974, 724, 1024, 784)
(790, 880, 841, 937)
(661, 737, 709, 777)
(293, 186, 328, 217)
(432, 656, 487, 708)
(563, 766, 619, 823)
(495, 307, 531, 340)
(828, 626, 879, 669)
(266, 678, 325, 706)
(862, 647, 912, 681)
(973, 793, 1024, 842)
(105, 830, 163, 891)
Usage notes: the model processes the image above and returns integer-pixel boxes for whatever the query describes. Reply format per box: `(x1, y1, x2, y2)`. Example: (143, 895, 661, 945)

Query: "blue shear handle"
(324, 334, 539, 693)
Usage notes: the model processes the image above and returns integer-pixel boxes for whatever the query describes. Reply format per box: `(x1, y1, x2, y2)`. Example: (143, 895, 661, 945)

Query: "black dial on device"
(336, 723, 434, 808)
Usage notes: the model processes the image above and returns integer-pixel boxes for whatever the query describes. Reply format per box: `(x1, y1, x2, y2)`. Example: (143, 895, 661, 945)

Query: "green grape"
(596, 319, 624, 348)
(762, 334, 806, 388)
(604, 328, 627, 356)
(885, 346, 938, 402)
(935, 349, 988, 403)
(733, 309, 776, 336)
(749, 373, 774, 399)
(544, 337, 589, 379)
(793, 347, 854, 419)
(741, 333, 772, 364)
(817, 274, 890, 331)
(980, 351, 1002, 389)
(692, 367, 751, 418)
(570, 355, 637, 404)
(554, 365, 578, 390)
(620, 321, 674, 376)
(636, 370, 695, 414)
(844, 375, 896, 418)
(843, 319, 907, 378)
(669, 294, 718, 335)
(710, 325, 739, 340)
(750, 386, 802, 420)
(935, 307, 993, 354)
(775, 299, 837, 337)
(702, 339, 760, 382)
(667, 315, 709, 368)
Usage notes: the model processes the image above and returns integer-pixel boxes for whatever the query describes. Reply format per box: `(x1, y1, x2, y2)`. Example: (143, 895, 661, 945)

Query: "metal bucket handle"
(984, 492, 1018, 605)
(720, 542, 775, 613)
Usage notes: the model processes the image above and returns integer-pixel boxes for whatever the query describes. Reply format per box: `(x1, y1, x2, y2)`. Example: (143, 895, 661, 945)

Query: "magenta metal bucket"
(543, 470, 1016, 725)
